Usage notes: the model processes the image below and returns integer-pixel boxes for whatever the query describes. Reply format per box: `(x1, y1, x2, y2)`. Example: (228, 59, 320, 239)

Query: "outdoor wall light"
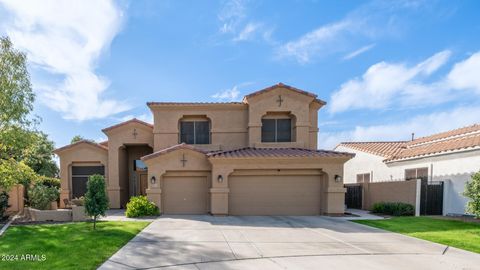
(150, 176, 156, 184)
(334, 175, 342, 183)
(217, 175, 224, 183)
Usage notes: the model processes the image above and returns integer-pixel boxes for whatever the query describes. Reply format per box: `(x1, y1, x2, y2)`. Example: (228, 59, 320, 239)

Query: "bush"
(28, 184, 59, 210)
(371, 202, 415, 216)
(464, 171, 480, 218)
(0, 191, 10, 219)
(36, 176, 61, 189)
(126, 196, 160, 218)
(84, 174, 109, 229)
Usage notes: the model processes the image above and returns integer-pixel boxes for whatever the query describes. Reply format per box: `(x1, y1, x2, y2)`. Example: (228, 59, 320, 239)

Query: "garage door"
(162, 176, 208, 214)
(229, 174, 322, 215)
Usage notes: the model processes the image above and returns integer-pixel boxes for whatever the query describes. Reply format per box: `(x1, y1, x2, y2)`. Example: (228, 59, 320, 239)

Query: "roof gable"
(102, 118, 153, 134)
(242, 83, 326, 105)
(141, 143, 206, 161)
(54, 140, 108, 154)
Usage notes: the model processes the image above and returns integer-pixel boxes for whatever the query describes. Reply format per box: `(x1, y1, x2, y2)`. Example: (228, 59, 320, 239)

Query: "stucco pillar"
(295, 122, 310, 148)
(59, 161, 70, 208)
(107, 146, 121, 208)
(323, 166, 346, 215)
(248, 122, 261, 147)
(146, 169, 165, 212)
(210, 165, 233, 215)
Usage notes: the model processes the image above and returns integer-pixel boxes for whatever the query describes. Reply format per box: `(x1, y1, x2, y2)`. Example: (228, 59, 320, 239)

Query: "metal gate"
(345, 185, 362, 209)
(420, 181, 444, 215)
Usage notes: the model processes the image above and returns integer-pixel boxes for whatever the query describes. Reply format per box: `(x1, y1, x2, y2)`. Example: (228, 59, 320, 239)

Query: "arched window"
(179, 116, 211, 144)
(261, 113, 294, 142)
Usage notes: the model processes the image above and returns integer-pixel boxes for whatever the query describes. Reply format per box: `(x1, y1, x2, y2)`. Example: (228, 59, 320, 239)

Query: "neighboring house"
(54, 83, 354, 216)
(335, 124, 480, 215)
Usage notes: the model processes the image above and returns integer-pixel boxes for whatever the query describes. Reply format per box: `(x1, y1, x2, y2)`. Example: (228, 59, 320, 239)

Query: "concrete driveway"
(99, 215, 480, 270)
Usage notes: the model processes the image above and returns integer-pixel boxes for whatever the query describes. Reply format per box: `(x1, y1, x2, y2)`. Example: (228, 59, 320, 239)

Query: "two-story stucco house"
(54, 83, 354, 216)
(335, 124, 480, 216)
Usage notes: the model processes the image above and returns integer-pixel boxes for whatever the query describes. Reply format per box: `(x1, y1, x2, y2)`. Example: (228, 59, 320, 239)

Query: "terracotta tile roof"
(99, 141, 108, 147)
(207, 147, 354, 159)
(102, 118, 153, 133)
(336, 141, 407, 158)
(243, 83, 327, 105)
(54, 140, 108, 154)
(386, 125, 480, 162)
(141, 143, 206, 161)
(407, 124, 480, 147)
(339, 123, 480, 162)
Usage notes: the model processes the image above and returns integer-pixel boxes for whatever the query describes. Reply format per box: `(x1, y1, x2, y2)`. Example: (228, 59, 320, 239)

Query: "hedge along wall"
(1, 184, 25, 214)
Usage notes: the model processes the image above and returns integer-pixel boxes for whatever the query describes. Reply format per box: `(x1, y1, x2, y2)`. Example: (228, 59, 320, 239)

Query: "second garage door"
(162, 176, 209, 214)
(229, 174, 323, 215)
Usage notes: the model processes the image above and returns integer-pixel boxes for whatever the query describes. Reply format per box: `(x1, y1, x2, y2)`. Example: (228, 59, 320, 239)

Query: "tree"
(23, 132, 58, 177)
(464, 171, 480, 218)
(0, 36, 35, 127)
(71, 135, 85, 144)
(84, 174, 109, 229)
(0, 159, 35, 191)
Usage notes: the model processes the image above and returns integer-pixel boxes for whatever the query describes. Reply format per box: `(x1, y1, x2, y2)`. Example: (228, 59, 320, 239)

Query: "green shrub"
(0, 191, 10, 219)
(84, 174, 109, 230)
(28, 184, 59, 210)
(36, 176, 61, 188)
(126, 196, 160, 218)
(464, 171, 480, 218)
(372, 202, 415, 216)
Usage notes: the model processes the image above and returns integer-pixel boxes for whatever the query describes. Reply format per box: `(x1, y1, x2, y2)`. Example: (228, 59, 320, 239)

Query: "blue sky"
(1, 0, 480, 149)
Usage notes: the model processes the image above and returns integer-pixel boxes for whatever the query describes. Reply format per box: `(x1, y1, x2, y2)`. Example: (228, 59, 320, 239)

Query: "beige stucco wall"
(2, 184, 24, 214)
(245, 87, 321, 149)
(103, 122, 153, 208)
(55, 143, 108, 208)
(347, 180, 418, 210)
(150, 104, 248, 152)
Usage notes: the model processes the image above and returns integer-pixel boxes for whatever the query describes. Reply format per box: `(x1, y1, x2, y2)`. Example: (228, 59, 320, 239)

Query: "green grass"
(355, 217, 480, 253)
(0, 221, 149, 270)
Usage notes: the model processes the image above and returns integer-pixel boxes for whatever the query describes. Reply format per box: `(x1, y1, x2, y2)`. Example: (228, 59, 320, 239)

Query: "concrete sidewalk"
(98, 215, 480, 270)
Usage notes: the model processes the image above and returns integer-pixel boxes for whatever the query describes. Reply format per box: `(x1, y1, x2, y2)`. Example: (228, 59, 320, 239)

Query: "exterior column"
(107, 146, 121, 208)
(146, 169, 165, 212)
(59, 161, 70, 208)
(323, 166, 346, 215)
(210, 166, 233, 215)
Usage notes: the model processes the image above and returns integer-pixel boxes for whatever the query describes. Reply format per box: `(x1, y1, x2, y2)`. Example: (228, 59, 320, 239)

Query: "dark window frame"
(179, 120, 211, 144)
(261, 118, 292, 143)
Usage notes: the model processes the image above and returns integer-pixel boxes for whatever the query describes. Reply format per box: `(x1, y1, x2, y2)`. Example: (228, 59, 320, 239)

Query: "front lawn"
(355, 217, 480, 253)
(0, 221, 149, 270)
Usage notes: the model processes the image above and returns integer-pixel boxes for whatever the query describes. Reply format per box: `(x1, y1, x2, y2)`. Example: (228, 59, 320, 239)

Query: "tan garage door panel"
(229, 175, 322, 215)
(163, 176, 208, 214)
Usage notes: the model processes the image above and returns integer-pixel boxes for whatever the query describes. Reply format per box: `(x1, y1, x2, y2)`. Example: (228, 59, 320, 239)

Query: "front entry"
(162, 176, 209, 214)
(135, 172, 148, 196)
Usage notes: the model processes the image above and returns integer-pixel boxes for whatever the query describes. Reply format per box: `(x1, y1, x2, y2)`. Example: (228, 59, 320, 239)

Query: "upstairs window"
(261, 118, 292, 142)
(180, 120, 210, 144)
(356, 173, 370, 183)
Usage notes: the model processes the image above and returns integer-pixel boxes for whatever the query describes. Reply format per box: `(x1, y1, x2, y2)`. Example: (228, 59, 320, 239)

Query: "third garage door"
(229, 174, 322, 215)
(162, 176, 208, 214)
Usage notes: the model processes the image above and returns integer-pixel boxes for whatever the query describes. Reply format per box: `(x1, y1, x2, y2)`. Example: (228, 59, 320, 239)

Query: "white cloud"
(212, 86, 241, 101)
(320, 106, 480, 149)
(329, 50, 452, 113)
(342, 43, 375, 60)
(218, 0, 247, 34)
(447, 52, 480, 95)
(233, 22, 260, 42)
(277, 20, 352, 64)
(0, 0, 129, 121)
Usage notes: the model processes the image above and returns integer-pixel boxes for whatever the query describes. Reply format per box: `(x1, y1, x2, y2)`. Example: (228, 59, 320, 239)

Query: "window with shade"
(180, 120, 210, 144)
(261, 118, 292, 142)
(405, 167, 428, 181)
